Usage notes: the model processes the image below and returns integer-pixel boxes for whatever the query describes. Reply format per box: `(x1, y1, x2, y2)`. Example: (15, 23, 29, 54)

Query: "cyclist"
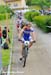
(18, 22, 36, 60)
(16, 16, 24, 32)
(16, 20, 20, 33)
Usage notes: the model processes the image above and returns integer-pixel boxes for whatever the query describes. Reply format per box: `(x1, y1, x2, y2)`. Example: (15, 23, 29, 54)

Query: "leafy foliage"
(26, 0, 51, 8)
(0, 5, 12, 13)
(0, 5, 14, 20)
(34, 15, 51, 32)
(24, 11, 40, 21)
(24, 11, 51, 32)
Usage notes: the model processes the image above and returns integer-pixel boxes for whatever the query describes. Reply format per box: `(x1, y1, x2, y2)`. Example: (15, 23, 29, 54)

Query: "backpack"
(3, 42, 9, 49)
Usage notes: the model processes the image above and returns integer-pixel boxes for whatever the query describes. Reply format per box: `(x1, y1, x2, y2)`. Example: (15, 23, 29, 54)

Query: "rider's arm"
(18, 29, 24, 39)
(32, 31, 36, 41)
(19, 26, 26, 39)
(31, 28, 36, 41)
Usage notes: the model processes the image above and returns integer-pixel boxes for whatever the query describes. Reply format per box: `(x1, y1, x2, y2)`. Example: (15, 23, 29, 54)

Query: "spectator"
(2, 26, 10, 48)
(0, 26, 2, 45)
(2, 27, 7, 39)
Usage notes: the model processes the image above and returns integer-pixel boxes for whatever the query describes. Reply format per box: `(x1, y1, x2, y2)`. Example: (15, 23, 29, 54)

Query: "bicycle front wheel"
(23, 57, 26, 67)
(22, 47, 28, 58)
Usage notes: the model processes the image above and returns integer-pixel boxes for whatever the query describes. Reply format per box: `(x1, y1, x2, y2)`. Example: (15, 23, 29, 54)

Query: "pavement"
(11, 17, 51, 75)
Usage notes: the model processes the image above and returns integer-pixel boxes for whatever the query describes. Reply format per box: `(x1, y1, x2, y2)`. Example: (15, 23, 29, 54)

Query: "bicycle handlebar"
(18, 39, 36, 43)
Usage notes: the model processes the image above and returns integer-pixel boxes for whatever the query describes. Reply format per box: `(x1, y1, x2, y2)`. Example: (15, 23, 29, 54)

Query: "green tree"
(26, 0, 31, 6)
(26, 0, 50, 8)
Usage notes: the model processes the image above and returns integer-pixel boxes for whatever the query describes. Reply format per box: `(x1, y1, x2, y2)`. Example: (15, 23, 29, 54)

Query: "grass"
(2, 49, 10, 66)
(29, 5, 41, 10)
(1, 19, 13, 66)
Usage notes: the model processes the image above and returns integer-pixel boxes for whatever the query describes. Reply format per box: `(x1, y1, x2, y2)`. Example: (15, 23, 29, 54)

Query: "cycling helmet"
(25, 22, 31, 26)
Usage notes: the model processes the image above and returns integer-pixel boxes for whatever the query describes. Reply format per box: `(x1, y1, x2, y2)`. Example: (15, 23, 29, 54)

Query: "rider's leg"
(17, 27, 21, 37)
(20, 43, 24, 60)
(29, 41, 33, 48)
(17, 27, 20, 33)
(20, 38, 24, 60)
(22, 43, 24, 56)
(28, 36, 33, 48)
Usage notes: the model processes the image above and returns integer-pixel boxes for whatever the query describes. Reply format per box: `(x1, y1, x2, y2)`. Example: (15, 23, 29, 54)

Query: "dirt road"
(11, 18, 51, 75)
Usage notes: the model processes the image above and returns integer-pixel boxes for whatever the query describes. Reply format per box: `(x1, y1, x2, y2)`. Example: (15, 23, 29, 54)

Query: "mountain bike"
(18, 39, 29, 67)
(18, 39, 36, 67)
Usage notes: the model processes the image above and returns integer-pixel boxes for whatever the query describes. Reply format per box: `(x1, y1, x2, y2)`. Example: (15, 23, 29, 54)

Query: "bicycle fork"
(22, 46, 29, 67)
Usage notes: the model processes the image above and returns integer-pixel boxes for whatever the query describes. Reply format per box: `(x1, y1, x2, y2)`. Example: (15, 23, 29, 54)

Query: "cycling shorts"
(21, 36, 33, 42)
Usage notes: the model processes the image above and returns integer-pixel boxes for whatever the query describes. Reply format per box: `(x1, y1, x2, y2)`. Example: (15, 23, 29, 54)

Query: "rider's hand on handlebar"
(32, 40, 36, 43)
(18, 38, 21, 41)
(18, 39, 24, 43)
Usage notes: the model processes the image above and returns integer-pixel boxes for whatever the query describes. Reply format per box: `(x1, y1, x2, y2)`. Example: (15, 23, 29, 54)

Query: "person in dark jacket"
(2, 27, 7, 39)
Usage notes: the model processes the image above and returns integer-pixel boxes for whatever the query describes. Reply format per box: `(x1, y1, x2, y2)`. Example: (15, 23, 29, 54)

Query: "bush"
(34, 15, 51, 32)
(31, 12, 40, 21)
(0, 13, 10, 20)
(24, 11, 51, 32)
(24, 12, 32, 21)
(46, 19, 51, 26)
(46, 18, 51, 32)
(24, 11, 40, 22)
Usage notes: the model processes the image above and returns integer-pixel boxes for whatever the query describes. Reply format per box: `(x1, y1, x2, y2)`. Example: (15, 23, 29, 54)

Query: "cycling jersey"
(22, 27, 34, 41)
